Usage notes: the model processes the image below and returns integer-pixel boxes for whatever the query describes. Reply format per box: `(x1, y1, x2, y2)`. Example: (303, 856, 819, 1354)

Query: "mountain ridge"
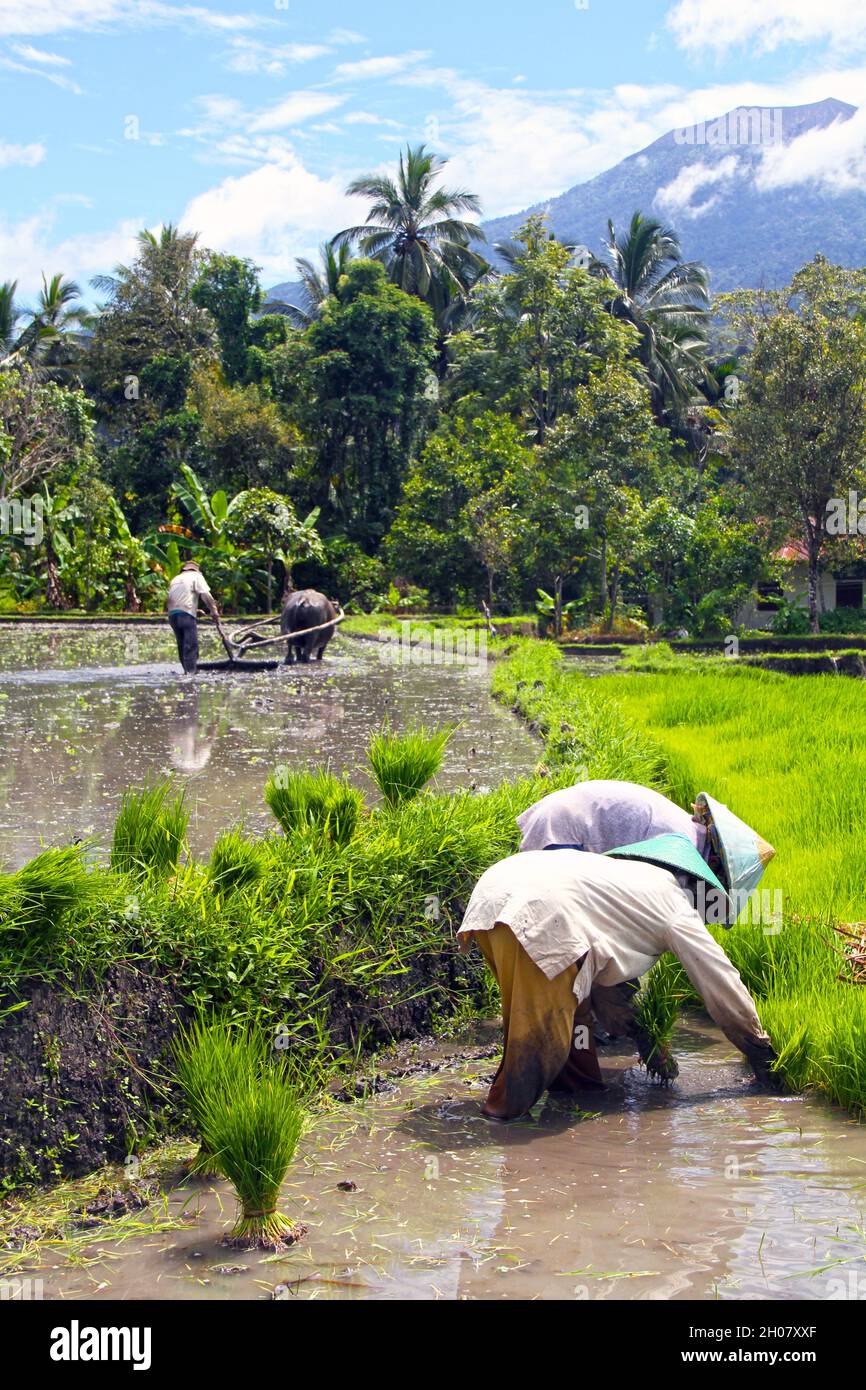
(267, 98, 863, 306)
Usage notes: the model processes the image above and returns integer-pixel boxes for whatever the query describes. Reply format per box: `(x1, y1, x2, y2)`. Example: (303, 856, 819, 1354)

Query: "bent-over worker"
(517, 779, 775, 926)
(458, 833, 777, 1121)
(166, 560, 220, 675)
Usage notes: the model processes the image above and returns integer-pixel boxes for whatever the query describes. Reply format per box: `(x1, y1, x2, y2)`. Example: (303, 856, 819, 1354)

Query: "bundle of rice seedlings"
(207, 830, 265, 896)
(13, 844, 95, 940)
(172, 1019, 270, 1178)
(366, 721, 454, 807)
(200, 1072, 305, 1249)
(631, 953, 690, 1084)
(264, 768, 363, 846)
(111, 782, 188, 879)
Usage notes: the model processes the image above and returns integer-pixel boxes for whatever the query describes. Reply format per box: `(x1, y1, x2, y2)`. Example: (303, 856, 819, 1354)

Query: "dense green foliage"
(7, 145, 860, 632)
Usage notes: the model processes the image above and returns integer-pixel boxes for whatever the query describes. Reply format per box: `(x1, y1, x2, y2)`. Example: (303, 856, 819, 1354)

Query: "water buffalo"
(280, 588, 338, 663)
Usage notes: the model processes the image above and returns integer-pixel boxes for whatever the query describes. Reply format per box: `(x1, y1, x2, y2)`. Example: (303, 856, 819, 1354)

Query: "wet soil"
(4, 1018, 865, 1302)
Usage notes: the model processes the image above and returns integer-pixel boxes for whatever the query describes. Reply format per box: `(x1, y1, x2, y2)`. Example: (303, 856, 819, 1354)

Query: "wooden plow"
(196, 603, 346, 672)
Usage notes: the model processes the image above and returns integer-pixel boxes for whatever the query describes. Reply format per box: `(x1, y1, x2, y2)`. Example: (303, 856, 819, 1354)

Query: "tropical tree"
(728, 261, 866, 632)
(14, 275, 88, 379)
(336, 144, 488, 314)
(0, 281, 22, 364)
(285, 242, 354, 328)
(191, 253, 263, 385)
(604, 211, 710, 421)
(0, 365, 95, 499)
(269, 259, 436, 547)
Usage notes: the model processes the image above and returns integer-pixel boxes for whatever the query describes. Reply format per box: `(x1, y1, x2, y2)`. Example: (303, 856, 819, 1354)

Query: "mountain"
(482, 99, 862, 293)
(266, 99, 863, 306)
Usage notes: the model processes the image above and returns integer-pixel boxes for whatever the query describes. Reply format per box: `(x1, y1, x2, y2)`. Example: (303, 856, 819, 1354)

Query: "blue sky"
(1, 0, 864, 295)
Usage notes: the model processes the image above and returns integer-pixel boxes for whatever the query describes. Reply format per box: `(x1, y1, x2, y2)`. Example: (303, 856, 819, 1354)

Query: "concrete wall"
(737, 563, 861, 630)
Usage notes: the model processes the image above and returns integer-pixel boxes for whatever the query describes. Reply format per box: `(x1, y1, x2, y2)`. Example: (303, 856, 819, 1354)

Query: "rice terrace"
(1, 0, 865, 1361)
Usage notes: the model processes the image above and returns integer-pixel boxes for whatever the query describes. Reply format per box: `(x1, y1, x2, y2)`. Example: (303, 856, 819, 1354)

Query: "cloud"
(0, 208, 141, 297)
(755, 103, 866, 193)
(9, 42, 71, 65)
(0, 1, 264, 38)
(344, 111, 403, 128)
(334, 50, 428, 81)
(224, 38, 331, 76)
(0, 54, 82, 92)
(666, 0, 866, 56)
(654, 155, 740, 218)
(0, 137, 45, 167)
(248, 91, 345, 133)
(179, 158, 356, 279)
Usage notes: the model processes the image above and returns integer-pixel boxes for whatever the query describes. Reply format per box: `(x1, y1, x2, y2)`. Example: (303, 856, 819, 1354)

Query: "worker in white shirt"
(165, 561, 220, 674)
(458, 831, 777, 1121)
(516, 779, 775, 926)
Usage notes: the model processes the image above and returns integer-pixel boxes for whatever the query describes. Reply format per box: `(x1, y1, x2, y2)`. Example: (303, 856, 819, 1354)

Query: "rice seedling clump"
(366, 721, 454, 806)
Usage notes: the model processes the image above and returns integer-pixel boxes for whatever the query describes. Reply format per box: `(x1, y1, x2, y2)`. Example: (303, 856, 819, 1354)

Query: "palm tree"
(604, 211, 709, 420)
(92, 224, 211, 357)
(0, 281, 21, 364)
(336, 144, 488, 307)
(16, 274, 88, 378)
(284, 241, 354, 327)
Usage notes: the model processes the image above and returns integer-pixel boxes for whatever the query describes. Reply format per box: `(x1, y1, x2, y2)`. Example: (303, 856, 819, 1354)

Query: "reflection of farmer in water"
(459, 779, 778, 1121)
(166, 561, 220, 675)
(168, 690, 218, 774)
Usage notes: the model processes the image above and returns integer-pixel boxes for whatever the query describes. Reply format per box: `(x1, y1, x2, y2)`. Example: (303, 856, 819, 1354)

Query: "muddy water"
(0, 625, 538, 869)
(9, 1018, 866, 1302)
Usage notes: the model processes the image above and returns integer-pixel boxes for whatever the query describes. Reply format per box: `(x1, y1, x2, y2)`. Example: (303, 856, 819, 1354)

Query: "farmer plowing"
(165, 564, 344, 674)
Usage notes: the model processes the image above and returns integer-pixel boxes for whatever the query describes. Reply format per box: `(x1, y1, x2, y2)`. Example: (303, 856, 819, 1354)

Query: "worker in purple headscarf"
(517, 779, 706, 856)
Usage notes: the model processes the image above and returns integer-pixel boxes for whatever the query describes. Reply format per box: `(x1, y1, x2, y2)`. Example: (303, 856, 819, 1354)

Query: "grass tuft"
(110, 782, 188, 879)
(207, 830, 266, 896)
(366, 721, 454, 807)
(264, 768, 364, 846)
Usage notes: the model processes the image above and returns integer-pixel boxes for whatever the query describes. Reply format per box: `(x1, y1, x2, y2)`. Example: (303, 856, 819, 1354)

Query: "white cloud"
(0, 1, 264, 37)
(224, 38, 330, 76)
(179, 158, 356, 279)
(0, 54, 82, 92)
(9, 42, 71, 65)
(667, 0, 866, 56)
(0, 209, 141, 297)
(755, 103, 866, 193)
(334, 50, 428, 81)
(654, 155, 740, 219)
(0, 138, 45, 167)
(344, 111, 403, 128)
(248, 91, 345, 133)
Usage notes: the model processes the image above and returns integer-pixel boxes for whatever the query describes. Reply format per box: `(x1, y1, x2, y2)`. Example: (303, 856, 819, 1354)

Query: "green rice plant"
(757, 993, 817, 1094)
(12, 845, 96, 941)
(207, 830, 266, 896)
(110, 781, 188, 879)
(199, 1070, 305, 1248)
(172, 1019, 271, 1178)
(819, 993, 866, 1115)
(632, 953, 691, 1083)
(366, 721, 454, 807)
(265, 768, 364, 846)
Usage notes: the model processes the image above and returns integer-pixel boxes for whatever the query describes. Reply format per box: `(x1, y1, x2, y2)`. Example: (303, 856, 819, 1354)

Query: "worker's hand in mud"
(745, 1039, 783, 1090)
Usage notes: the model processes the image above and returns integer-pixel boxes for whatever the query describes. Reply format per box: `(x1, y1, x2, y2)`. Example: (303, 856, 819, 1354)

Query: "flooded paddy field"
(4, 1018, 865, 1302)
(0, 623, 538, 869)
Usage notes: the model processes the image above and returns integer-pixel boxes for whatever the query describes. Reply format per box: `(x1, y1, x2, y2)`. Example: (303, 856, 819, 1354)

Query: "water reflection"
(0, 626, 539, 868)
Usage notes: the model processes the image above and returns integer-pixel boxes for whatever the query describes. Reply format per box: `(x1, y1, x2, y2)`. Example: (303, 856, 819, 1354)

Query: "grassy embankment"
(494, 639, 866, 1111)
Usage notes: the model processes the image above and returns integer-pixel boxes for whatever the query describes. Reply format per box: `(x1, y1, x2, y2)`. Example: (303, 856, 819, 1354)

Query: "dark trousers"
(169, 611, 199, 673)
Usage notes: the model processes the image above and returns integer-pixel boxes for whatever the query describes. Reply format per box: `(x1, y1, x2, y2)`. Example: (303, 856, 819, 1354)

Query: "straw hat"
(606, 832, 728, 901)
(181, 560, 201, 572)
(693, 792, 776, 923)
